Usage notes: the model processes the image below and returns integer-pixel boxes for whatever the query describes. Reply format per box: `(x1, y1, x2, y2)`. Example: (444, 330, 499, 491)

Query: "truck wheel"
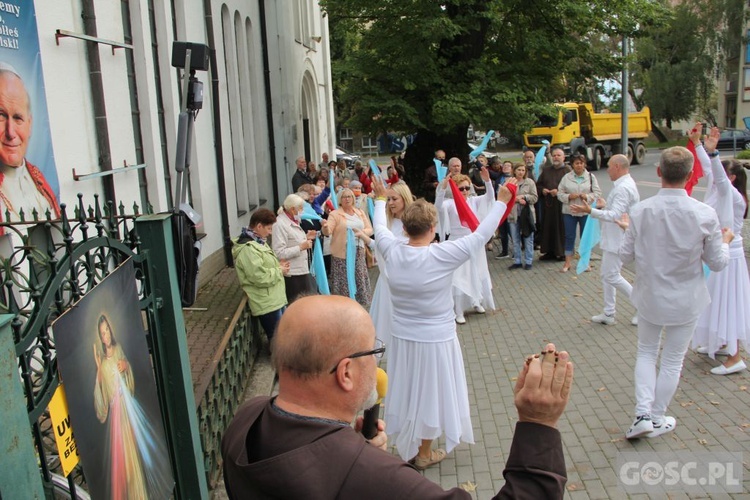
(587, 147, 601, 171)
(633, 143, 647, 165)
(626, 144, 634, 164)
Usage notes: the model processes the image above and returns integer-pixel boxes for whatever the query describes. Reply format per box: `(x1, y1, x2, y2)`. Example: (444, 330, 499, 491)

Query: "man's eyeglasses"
(458, 186, 472, 192)
(329, 338, 386, 374)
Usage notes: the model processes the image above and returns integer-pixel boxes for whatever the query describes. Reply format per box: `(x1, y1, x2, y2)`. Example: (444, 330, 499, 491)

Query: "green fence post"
(136, 213, 209, 499)
(0, 314, 45, 499)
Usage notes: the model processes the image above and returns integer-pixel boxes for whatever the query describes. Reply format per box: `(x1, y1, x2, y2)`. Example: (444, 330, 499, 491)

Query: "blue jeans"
(509, 222, 534, 265)
(563, 214, 587, 256)
(258, 307, 284, 342)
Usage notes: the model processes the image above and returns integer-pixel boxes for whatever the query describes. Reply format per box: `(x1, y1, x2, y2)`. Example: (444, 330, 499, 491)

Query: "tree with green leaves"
(322, 0, 663, 196)
(630, 0, 744, 129)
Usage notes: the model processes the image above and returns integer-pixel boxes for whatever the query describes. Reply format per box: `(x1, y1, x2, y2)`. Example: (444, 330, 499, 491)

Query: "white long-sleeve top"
(589, 173, 640, 253)
(619, 189, 729, 325)
(435, 180, 495, 240)
(695, 144, 746, 244)
(373, 198, 505, 342)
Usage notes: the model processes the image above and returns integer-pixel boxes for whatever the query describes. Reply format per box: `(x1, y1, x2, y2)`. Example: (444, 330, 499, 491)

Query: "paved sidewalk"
(206, 221, 750, 498)
(409, 221, 750, 499)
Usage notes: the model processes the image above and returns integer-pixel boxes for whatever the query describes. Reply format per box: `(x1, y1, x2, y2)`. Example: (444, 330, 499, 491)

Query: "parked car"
(336, 146, 361, 168)
(716, 129, 750, 150)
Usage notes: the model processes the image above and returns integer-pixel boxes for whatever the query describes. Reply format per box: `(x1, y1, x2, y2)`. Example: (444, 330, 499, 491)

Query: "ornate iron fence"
(195, 298, 260, 488)
(0, 194, 209, 499)
(0, 195, 149, 498)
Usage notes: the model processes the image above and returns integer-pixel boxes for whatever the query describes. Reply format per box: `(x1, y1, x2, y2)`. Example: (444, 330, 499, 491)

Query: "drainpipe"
(203, 0, 233, 266)
(259, 0, 280, 208)
(81, 1, 117, 208)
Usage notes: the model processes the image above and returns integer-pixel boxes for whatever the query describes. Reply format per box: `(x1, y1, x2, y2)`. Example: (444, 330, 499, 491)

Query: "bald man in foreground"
(222, 295, 574, 499)
(572, 154, 640, 326)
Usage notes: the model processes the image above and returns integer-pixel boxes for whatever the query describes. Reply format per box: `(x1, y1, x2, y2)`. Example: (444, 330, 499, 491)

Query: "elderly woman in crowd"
(233, 208, 289, 344)
(349, 180, 369, 211)
(321, 188, 373, 308)
(306, 160, 317, 178)
(371, 175, 514, 468)
(435, 170, 495, 324)
(507, 163, 538, 270)
(357, 181, 414, 347)
(557, 153, 602, 272)
(272, 194, 318, 302)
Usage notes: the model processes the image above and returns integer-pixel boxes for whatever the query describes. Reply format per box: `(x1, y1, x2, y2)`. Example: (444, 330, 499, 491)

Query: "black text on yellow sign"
(49, 384, 80, 476)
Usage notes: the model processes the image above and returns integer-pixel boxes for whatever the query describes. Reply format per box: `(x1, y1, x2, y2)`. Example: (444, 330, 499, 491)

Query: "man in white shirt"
(619, 146, 733, 440)
(572, 154, 640, 326)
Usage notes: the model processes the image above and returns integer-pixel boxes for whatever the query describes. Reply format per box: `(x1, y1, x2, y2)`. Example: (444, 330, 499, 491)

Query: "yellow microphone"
(362, 368, 388, 439)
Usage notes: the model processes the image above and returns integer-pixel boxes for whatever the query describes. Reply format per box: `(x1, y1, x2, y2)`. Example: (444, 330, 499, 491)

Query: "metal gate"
(0, 196, 208, 499)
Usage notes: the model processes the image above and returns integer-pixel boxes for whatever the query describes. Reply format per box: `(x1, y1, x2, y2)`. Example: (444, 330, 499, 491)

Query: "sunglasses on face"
(458, 186, 471, 192)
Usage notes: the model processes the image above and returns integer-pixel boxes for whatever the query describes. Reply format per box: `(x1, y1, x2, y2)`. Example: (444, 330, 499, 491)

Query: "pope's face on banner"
(0, 72, 32, 168)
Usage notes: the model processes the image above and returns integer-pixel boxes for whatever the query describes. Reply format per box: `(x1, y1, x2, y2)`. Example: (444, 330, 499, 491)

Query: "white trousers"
(634, 315, 696, 422)
(600, 250, 633, 316)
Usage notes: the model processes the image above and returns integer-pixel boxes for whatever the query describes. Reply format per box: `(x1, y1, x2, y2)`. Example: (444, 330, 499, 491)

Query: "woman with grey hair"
(272, 194, 318, 302)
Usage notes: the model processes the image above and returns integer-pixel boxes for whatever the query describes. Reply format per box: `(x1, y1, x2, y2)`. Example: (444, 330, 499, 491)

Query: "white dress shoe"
(474, 305, 486, 314)
(631, 315, 638, 326)
(710, 360, 746, 375)
(455, 313, 466, 325)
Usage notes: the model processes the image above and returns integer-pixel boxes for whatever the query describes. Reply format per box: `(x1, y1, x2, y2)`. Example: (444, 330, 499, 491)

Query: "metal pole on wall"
(621, 36, 630, 156)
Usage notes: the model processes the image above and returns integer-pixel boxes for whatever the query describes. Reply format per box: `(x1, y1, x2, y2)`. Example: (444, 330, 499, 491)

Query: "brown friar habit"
(221, 396, 567, 499)
(536, 162, 570, 258)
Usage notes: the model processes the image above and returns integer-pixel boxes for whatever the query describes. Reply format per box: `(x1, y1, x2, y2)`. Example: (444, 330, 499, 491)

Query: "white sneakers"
(626, 415, 677, 439)
(625, 415, 653, 439)
(591, 313, 615, 326)
(710, 360, 747, 375)
(455, 313, 466, 325)
(648, 416, 677, 438)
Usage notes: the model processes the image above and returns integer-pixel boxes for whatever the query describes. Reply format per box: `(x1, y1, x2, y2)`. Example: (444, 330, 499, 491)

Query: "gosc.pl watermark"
(617, 452, 743, 493)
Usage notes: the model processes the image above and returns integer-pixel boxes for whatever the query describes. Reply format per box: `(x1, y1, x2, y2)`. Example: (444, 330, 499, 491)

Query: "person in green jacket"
(233, 208, 289, 344)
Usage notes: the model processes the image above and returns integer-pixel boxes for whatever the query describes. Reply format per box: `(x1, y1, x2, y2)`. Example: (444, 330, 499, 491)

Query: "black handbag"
(519, 204, 534, 238)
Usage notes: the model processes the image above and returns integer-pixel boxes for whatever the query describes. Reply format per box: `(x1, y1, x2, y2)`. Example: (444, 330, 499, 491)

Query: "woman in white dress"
(371, 174, 514, 468)
(435, 170, 496, 324)
(691, 126, 749, 374)
(361, 182, 414, 347)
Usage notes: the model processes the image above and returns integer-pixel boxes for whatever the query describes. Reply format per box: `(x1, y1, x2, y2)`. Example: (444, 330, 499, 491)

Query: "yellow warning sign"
(48, 384, 80, 476)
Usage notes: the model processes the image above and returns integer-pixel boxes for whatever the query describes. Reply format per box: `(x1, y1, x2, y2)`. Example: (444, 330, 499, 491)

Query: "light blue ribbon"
(301, 202, 322, 220)
(367, 196, 375, 222)
(533, 140, 549, 180)
(576, 216, 600, 274)
(435, 158, 448, 182)
(346, 227, 357, 299)
(469, 129, 494, 161)
(311, 237, 329, 294)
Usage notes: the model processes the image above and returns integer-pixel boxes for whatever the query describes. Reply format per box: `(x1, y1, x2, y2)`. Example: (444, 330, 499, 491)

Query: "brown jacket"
(221, 396, 566, 499)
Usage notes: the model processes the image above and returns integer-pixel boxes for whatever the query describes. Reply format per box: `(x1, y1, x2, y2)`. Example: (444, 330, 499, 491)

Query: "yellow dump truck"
(523, 102, 652, 170)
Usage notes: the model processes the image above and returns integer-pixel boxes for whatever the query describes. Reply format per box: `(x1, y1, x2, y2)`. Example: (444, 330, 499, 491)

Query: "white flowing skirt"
(384, 336, 474, 460)
(370, 276, 392, 351)
(452, 244, 495, 313)
(692, 243, 750, 358)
